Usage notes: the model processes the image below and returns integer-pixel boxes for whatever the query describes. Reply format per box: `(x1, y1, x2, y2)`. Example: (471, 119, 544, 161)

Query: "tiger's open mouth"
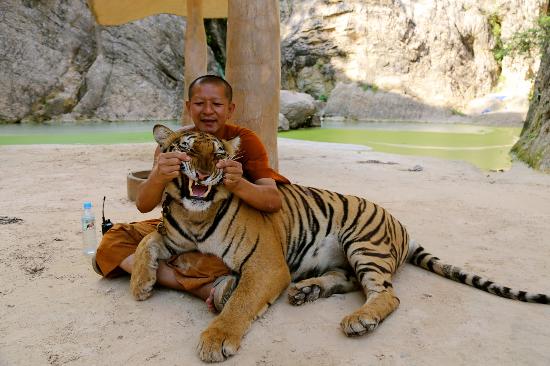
(188, 179, 212, 200)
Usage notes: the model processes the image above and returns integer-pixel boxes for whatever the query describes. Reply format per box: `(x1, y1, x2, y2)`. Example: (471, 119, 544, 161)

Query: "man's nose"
(202, 102, 213, 114)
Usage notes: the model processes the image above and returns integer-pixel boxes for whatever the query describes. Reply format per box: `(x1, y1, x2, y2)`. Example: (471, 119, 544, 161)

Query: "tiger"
(130, 124, 550, 363)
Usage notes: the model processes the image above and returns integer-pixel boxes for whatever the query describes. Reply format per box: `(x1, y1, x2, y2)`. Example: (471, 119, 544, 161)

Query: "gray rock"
(0, 0, 221, 123)
(280, 90, 316, 129)
(278, 113, 290, 131)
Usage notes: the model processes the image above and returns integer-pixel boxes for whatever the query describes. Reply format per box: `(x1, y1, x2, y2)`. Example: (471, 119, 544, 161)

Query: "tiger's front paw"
(198, 327, 241, 362)
(340, 309, 380, 337)
(129, 263, 156, 301)
(287, 283, 321, 306)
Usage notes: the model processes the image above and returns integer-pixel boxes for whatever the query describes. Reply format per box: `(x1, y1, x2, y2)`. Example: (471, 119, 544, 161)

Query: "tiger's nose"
(196, 170, 210, 180)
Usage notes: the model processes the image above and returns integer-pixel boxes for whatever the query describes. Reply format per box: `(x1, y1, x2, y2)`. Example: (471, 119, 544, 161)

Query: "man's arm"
(217, 160, 282, 213)
(135, 146, 190, 213)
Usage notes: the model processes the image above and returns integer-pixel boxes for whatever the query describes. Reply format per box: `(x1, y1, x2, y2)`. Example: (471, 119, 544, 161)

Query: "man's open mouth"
(188, 180, 212, 199)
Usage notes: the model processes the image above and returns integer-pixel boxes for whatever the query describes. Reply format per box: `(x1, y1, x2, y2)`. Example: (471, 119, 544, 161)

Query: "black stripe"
(165, 212, 195, 242)
(426, 258, 437, 272)
(517, 291, 527, 302)
(342, 204, 378, 254)
(338, 193, 349, 228)
(471, 275, 482, 287)
(414, 252, 430, 266)
(306, 187, 328, 217)
(360, 261, 391, 274)
(239, 236, 259, 273)
(533, 294, 549, 304)
(197, 197, 233, 242)
(480, 280, 494, 291)
(340, 198, 366, 242)
(325, 204, 335, 236)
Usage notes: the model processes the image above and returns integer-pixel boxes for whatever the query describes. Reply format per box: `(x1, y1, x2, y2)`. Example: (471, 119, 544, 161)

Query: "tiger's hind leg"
(340, 246, 400, 337)
(288, 268, 359, 305)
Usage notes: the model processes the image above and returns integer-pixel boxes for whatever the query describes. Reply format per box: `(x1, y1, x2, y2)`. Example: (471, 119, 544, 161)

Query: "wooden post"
(182, 0, 207, 125)
(225, 0, 281, 170)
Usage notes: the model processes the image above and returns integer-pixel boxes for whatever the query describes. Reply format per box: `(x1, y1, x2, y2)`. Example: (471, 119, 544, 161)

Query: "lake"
(0, 120, 521, 171)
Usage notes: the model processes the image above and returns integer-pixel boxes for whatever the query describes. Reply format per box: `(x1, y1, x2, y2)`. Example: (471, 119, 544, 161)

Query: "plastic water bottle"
(81, 202, 97, 256)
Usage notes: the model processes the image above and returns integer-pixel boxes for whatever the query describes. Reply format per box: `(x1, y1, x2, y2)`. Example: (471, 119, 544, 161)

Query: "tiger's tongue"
(191, 182, 208, 197)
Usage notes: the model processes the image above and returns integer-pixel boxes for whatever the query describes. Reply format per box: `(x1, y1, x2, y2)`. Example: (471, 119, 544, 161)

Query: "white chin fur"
(182, 198, 212, 212)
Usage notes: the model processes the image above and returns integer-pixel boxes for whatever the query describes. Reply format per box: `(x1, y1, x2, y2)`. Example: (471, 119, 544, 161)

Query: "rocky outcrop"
(280, 0, 543, 116)
(513, 41, 550, 172)
(0, 0, 544, 124)
(280, 90, 317, 129)
(0, 0, 220, 123)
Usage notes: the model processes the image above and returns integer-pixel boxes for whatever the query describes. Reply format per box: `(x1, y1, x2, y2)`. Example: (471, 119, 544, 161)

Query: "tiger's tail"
(406, 240, 550, 304)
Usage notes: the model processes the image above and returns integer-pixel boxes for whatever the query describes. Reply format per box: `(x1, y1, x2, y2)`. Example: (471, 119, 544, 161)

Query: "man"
(94, 75, 289, 312)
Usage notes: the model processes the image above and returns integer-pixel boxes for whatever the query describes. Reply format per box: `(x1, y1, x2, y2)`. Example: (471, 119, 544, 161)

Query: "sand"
(1, 138, 549, 366)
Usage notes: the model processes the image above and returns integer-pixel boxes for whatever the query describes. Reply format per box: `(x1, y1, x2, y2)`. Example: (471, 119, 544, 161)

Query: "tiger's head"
(153, 124, 240, 211)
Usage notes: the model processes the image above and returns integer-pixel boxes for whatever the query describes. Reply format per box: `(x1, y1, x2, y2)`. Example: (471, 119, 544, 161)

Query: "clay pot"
(127, 170, 151, 201)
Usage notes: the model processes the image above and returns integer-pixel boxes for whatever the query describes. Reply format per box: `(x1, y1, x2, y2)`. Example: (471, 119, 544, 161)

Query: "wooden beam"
(182, 0, 207, 125)
(87, 0, 227, 25)
(225, 0, 281, 170)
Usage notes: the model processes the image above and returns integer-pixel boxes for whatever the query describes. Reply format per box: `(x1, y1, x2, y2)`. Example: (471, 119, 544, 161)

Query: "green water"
(0, 120, 521, 171)
(0, 121, 181, 145)
(280, 123, 521, 171)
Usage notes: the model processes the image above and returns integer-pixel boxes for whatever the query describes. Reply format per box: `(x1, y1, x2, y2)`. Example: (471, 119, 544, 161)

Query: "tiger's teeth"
(188, 179, 194, 195)
(204, 185, 212, 197)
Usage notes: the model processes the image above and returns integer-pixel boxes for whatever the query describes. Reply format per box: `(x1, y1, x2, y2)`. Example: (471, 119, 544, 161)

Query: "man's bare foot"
(205, 275, 238, 313)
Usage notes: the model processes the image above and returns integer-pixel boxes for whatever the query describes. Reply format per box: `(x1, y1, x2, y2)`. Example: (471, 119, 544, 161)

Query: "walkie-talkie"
(101, 196, 114, 235)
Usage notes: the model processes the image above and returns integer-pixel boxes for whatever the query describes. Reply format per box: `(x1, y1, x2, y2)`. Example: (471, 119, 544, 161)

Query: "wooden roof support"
(182, 0, 207, 124)
(226, 0, 281, 169)
(87, 0, 227, 25)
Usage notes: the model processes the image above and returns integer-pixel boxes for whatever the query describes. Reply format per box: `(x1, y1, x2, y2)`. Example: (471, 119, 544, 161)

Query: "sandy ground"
(1, 138, 550, 366)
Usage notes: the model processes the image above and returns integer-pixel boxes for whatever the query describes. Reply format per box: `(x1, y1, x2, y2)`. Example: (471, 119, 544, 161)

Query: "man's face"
(186, 83, 235, 135)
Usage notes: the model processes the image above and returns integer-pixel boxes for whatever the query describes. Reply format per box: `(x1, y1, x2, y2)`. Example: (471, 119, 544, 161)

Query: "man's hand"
(150, 152, 191, 185)
(217, 159, 243, 191)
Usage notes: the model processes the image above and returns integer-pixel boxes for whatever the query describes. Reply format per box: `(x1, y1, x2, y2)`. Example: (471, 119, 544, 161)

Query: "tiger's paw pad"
(340, 312, 380, 337)
(198, 327, 240, 362)
(288, 284, 321, 306)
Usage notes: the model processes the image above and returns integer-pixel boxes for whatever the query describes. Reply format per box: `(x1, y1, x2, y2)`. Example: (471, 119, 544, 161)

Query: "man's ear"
(153, 124, 174, 146)
(223, 136, 241, 156)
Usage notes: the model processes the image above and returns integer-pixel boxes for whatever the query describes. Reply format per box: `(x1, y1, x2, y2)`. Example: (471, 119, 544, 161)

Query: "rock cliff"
(0, 0, 219, 123)
(0, 0, 545, 124)
(281, 0, 544, 119)
(513, 40, 550, 172)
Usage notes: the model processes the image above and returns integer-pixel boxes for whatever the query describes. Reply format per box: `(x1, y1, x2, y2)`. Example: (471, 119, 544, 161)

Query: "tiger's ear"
(223, 136, 241, 156)
(153, 124, 174, 146)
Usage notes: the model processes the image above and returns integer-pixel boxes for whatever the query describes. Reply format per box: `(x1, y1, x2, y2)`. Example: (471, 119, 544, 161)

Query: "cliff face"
(281, 0, 543, 114)
(0, 0, 219, 123)
(513, 41, 550, 172)
(0, 0, 544, 123)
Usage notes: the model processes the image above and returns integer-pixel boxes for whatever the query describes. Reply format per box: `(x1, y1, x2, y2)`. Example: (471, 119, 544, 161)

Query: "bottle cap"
(83, 202, 92, 209)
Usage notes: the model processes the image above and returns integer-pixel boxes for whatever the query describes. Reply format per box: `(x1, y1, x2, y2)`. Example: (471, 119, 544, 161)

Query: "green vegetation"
(450, 108, 466, 116)
(317, 94, 328, 102)
(358, 82, 379, 93)
(488, 13, 505, 65)
(502, 15, 550, 58)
